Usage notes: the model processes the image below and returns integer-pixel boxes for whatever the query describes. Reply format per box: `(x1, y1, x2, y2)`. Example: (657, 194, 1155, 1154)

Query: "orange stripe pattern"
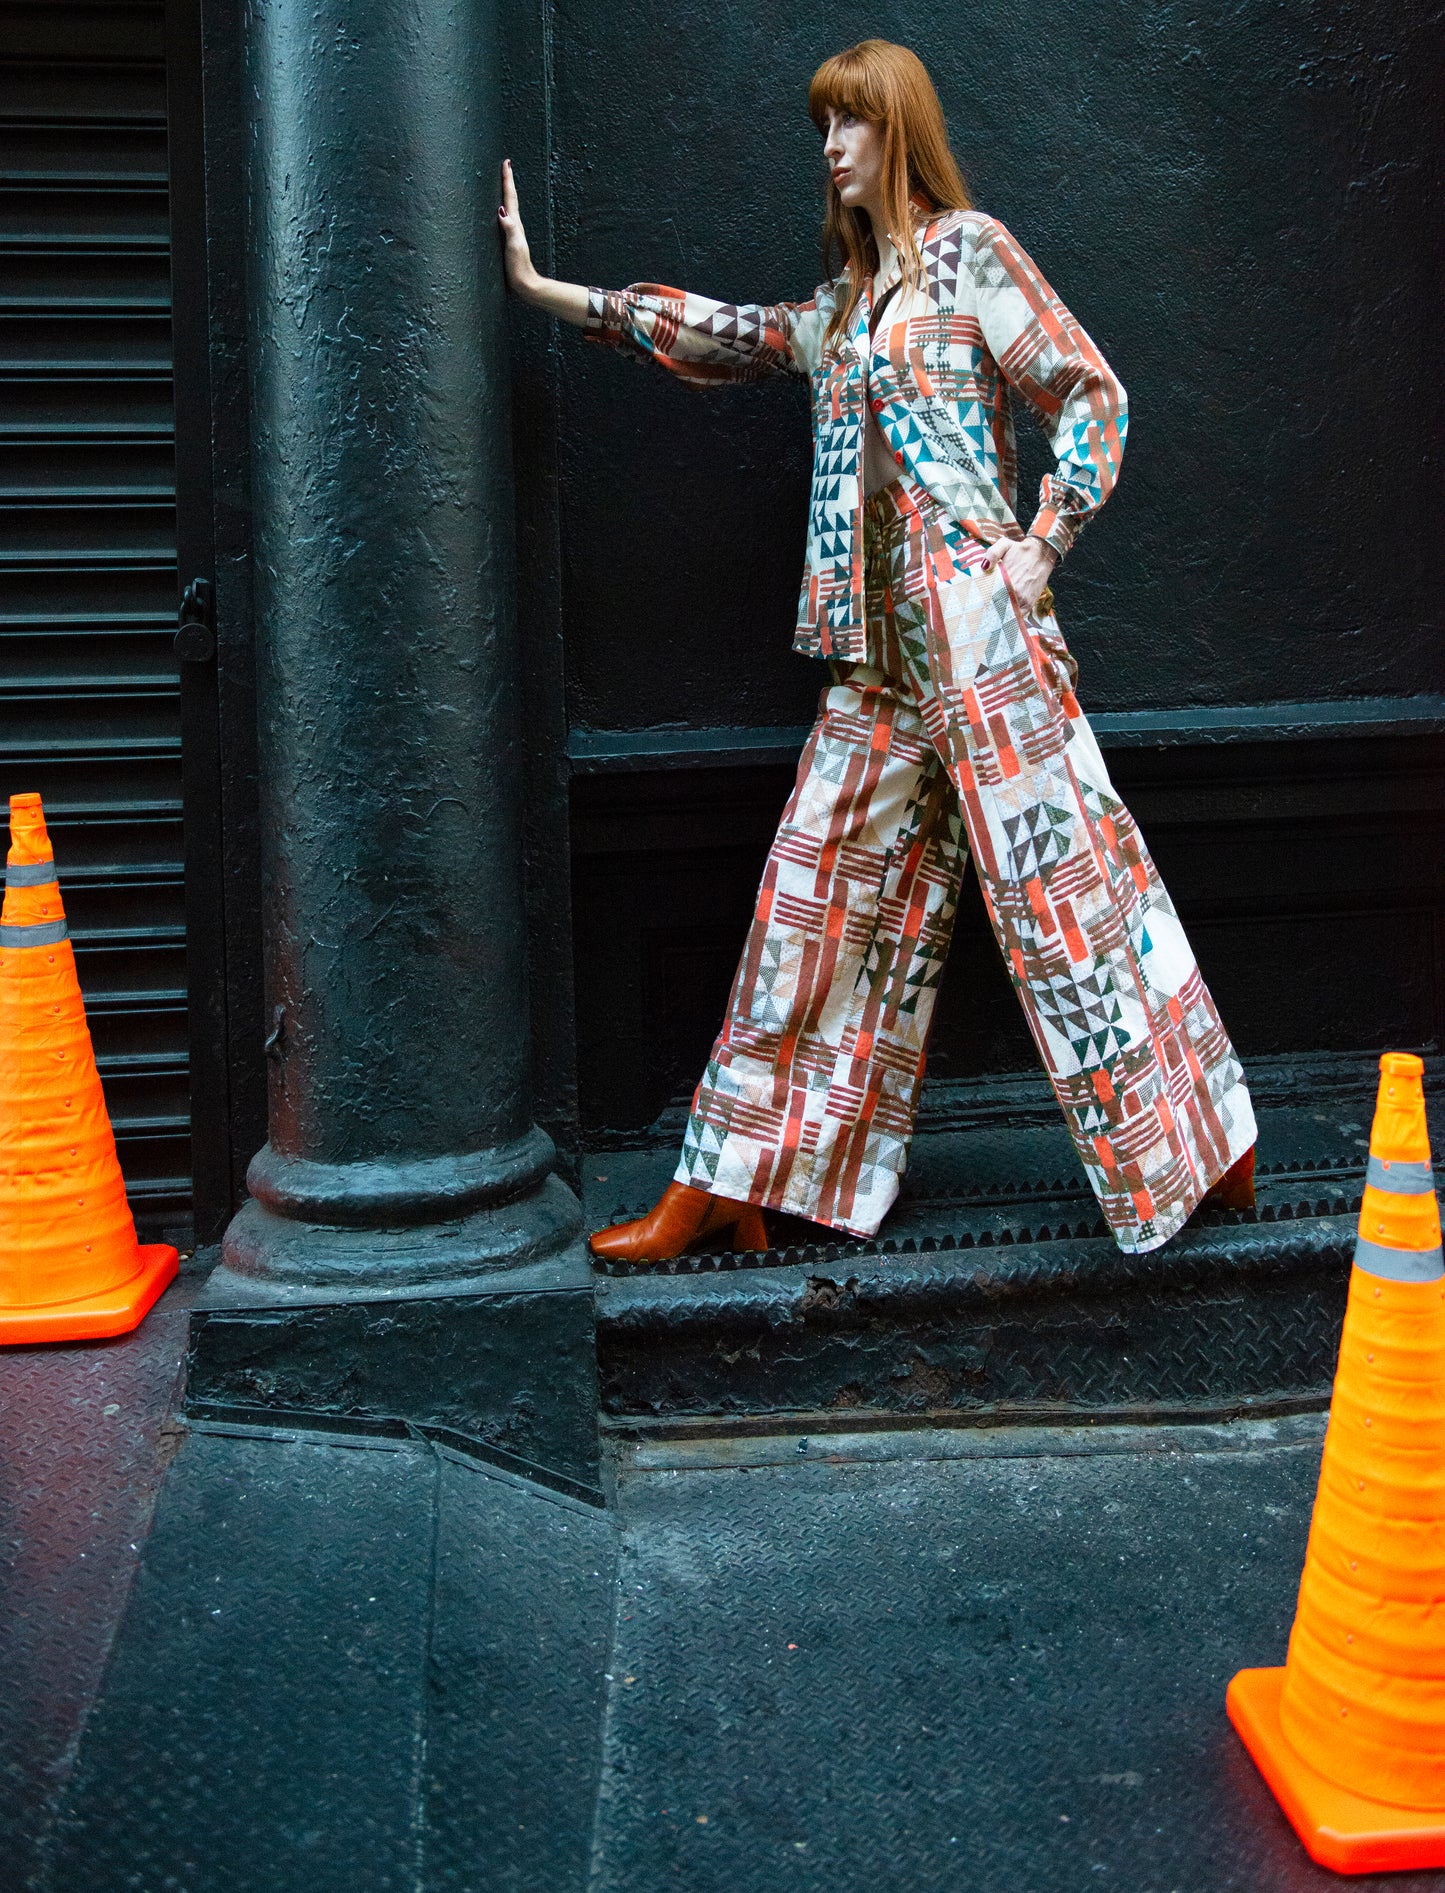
(586, 209, 1127, 658)
(676, 484, 1254, 1251)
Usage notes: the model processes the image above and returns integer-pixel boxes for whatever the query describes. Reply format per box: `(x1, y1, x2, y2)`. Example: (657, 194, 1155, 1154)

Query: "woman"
(500, 38, 1257, 1262)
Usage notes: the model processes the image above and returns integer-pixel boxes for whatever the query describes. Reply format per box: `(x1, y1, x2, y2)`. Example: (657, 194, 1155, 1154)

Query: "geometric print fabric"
(586, 207, 1128, 658)
(677, 480, 1256, 1253)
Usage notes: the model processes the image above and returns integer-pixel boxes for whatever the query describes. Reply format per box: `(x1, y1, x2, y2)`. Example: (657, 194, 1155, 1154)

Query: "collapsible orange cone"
(1227, 1051, 1445, 1874)
(0, 792, 176, 1342)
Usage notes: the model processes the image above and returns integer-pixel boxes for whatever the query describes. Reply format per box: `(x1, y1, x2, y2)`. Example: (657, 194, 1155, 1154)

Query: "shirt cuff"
(583, 286, 623, 341)
(1029, 507, 1077, 560)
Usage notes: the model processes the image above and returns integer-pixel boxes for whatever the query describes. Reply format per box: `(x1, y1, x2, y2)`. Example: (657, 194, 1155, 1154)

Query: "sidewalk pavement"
(6, 1282, 1444, 1892)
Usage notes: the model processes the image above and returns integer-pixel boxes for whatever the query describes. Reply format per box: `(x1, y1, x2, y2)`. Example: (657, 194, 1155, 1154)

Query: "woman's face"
(821, 109, 884, 211)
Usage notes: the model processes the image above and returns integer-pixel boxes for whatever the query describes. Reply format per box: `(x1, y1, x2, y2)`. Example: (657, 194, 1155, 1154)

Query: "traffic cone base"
(0, 1241, 177, 1345)
(2, 791, 177, 1344)
(1227, 1053, 1445, 1871)
(1228, 1666, 1445, 1875)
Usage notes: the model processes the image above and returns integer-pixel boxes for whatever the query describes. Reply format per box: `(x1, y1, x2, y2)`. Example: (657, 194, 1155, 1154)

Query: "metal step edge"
(0, 304, 171, 318)
(0, 493, 176, 505)
(595, 1214, 1358, 1331)
(0, 363, 171, 378)
(600, 1389, 1334, 1447)
(0, 237, 170, 253)
(0, 360, 171, 374)
(0, 509, 175, 520)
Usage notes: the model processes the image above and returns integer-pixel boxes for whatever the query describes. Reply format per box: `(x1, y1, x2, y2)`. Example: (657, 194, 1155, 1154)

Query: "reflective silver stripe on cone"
(0, 918, 69, 946)
(4, 861, 59, 887)
(1353, 1236, 1445, 1283)
(1365, 1154, 1437, 1195)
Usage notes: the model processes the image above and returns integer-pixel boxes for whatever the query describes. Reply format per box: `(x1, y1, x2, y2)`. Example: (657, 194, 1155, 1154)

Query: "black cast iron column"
(211, 0, 585, 1306)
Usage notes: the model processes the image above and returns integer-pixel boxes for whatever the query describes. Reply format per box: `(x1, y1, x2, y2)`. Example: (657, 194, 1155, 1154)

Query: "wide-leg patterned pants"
(676, 479, 1256, 1253)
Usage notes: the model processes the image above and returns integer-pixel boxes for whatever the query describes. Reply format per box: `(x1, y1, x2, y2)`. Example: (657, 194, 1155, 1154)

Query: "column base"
(189, 1242, 600, 1493)
(195, 1172, 599, 1492)
(221, 1139, 581, 1292)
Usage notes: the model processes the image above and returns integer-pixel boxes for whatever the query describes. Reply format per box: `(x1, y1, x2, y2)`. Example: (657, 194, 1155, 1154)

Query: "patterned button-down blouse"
(586, 208, 1127, 659)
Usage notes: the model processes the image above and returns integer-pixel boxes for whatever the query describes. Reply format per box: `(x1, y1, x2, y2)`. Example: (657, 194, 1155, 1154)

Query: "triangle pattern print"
(1004, 802, 1075, 879)
(1031, 963, 1135, 1070)
(750, 936, 793, 1034)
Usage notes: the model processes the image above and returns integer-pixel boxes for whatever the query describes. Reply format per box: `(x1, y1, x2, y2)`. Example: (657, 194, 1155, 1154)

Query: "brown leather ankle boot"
(1202, 1144, 1256, 1212)
(588, 1181, 770, 1264)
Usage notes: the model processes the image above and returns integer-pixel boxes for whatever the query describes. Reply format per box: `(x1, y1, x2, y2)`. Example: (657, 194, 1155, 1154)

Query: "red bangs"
(807, 51, 887, 131)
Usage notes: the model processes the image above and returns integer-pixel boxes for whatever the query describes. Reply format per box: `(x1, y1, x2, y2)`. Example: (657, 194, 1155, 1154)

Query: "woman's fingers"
(498, 161, 535, 294)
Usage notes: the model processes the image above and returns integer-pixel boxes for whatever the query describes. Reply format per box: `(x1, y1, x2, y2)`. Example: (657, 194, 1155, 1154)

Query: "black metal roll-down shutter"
(0, 1, 188, 1242)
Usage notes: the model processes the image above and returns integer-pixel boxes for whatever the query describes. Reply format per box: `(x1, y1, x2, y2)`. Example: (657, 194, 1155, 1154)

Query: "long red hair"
(808, 41, 972, 344)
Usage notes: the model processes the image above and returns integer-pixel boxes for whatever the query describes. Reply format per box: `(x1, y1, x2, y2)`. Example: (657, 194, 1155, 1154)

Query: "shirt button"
(869, 397, 885, 412)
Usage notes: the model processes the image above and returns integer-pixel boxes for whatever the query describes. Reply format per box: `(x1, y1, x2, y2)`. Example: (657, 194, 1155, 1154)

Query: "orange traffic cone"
(1227, 1051, 1445, 1874)
(0, 792, 176, 1342)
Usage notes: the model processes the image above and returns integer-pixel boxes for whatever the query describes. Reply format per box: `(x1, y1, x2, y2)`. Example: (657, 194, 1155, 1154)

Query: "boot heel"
(731, 1206, 770, 1252)
(1205, 1146, 1256, 1213)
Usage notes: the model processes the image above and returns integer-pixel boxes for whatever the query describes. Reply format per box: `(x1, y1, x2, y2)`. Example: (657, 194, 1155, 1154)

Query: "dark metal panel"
(164, 0, 232, 1241)
(177, 0, 266, 1224)
(0, 0, 189, 1239)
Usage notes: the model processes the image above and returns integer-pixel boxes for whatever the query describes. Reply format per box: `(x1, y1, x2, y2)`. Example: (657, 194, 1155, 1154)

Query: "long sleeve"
(584, 283, 829, 386)
(969, 219, 1128, 559)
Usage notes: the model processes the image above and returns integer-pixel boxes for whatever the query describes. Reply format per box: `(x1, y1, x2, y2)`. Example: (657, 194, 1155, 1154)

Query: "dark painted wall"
(546, 0, 1440, 731)
(530, 1, 1445, 1135)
